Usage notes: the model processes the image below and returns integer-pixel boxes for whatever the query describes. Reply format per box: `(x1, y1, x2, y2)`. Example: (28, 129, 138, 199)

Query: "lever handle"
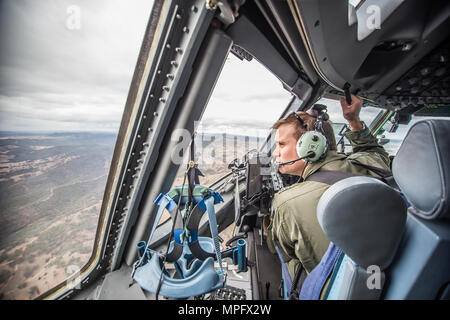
(344, 82, 352, 105)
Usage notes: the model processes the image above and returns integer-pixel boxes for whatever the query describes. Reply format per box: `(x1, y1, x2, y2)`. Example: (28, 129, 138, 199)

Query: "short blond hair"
(272, 111, 337, 151)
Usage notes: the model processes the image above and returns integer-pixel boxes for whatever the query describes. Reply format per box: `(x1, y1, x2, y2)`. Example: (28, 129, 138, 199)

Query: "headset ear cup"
(296, 131, 328, 162)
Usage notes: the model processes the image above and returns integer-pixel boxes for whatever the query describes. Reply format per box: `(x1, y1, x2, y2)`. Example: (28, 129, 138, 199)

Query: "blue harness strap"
(186, 193, 224, 262)
(132, 185, 226, 298)
(198, 195, 224, 274)
(299, 242, 343, 300)
(133, 255, 223, 298)
(133, 195, 174, 271)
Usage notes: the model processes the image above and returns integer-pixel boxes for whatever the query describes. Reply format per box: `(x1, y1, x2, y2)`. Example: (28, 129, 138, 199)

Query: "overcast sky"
(0, 0, 384, 137)
(0, 0, 154, 133)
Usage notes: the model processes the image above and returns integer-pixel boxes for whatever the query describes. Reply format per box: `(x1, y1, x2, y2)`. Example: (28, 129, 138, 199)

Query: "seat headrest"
(317, 176, 407, 270)
(392, 119, 450, 220)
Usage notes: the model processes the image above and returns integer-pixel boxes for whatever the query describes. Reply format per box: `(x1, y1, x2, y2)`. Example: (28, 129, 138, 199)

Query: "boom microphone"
(277, 151, 316, 166)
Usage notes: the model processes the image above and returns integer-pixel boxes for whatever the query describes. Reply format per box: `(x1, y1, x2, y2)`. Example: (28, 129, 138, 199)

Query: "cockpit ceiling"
(375, 38, 450, 114)
(242, 0, 450, 114)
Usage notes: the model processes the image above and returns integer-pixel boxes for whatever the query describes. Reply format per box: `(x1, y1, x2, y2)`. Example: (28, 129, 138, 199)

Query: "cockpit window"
(157, 53, 292, 227)
(0, 0, 153, 299)
(380, 116, 448, 156)
(315, 98, 449, 157)
(314, 97, 381, 153)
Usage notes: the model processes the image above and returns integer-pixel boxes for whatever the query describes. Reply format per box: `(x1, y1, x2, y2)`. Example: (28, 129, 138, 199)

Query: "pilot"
(267, 94, 391, 281)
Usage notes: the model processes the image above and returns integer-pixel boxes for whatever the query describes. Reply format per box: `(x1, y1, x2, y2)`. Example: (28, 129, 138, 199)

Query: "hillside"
(0, 132, 115, 299)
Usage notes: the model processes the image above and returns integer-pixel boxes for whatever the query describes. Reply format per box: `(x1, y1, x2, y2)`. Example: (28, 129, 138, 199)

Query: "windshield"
(157, 53, 292, 227)
(173, 53, 292, 187)
(0, 0, 152, 300)
(380, 116, 450, 156)
(314, 97, 382, 153)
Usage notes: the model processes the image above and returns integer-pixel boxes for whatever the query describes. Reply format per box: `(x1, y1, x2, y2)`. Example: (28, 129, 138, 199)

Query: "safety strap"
(201, 195, 223, 275)
(275, 243, 306, 300)
(289, 262, 304, 300)
(348, 159, 392, 178)
(147, 195, 174, 245)
(134, 185, 224, 270)
(234, 173, 241, 225)
(305, 170, 362, 184)
(133, 195, 173, 273)
(187, 139, 195, 207)
(305, 164, 398, 190)
(132, 180, 226, 298)
(348, 159, 399, 189)
(275, 246, 292, 300)
(299, 243, 343, 300)
(304, 159, 396, 188)
(187, 137, 204, 204)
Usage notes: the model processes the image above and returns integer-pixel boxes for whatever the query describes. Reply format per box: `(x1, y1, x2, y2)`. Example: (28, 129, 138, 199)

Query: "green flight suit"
(268, 123, 391, 278)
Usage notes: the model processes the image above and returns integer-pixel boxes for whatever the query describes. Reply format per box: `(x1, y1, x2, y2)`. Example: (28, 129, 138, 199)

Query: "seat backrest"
(315, 176, 407, 299)
(383, 119, 450, 299)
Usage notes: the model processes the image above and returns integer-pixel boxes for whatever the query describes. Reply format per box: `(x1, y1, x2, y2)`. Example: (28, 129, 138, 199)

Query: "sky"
(0, 0, 154, 133)
(0, 0, 293, 135)
(199, 54, 292, 137)
(0, 0, 358, 137)
(0, 0, 419, 139)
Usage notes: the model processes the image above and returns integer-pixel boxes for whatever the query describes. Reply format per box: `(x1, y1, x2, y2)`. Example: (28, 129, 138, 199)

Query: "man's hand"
(340, 94, 363, 131)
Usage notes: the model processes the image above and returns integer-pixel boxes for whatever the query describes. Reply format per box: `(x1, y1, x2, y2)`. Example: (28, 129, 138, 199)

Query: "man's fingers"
(342, 94, 362, 107)
(351, 94, 363, 106)
(340, 97, 349, 108)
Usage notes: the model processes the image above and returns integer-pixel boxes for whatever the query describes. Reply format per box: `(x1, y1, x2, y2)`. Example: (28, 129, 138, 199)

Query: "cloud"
(0, 0, 153, 132)
(314, 97, 383, 125)
(0, 1, 383, 136)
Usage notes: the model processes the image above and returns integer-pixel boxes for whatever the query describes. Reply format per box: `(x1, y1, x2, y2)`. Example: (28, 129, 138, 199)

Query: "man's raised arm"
(340, 94, 391, 169)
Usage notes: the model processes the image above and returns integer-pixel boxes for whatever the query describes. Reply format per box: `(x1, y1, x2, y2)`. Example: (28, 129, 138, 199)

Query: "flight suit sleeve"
(343, 121, 391, 171)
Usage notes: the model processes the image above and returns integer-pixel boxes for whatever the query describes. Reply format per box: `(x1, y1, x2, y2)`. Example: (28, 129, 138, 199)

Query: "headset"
(278, 104, 330, 166)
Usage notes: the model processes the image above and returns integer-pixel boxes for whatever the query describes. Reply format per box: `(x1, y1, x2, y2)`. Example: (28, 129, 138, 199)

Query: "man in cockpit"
(267, 94, 391, 281)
